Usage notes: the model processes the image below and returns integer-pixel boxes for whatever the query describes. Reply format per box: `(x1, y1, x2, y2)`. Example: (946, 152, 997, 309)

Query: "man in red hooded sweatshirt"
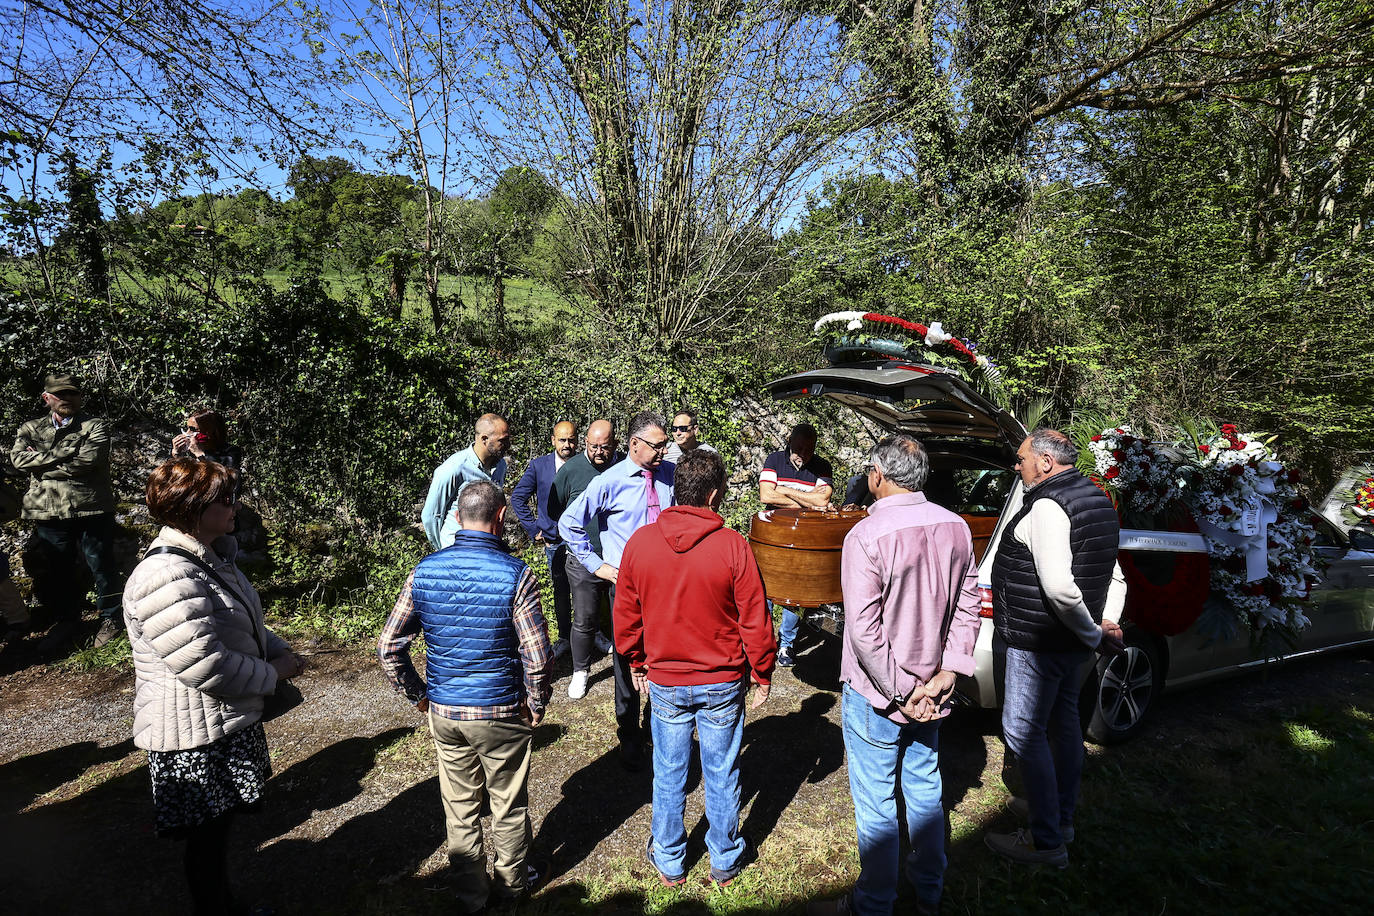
(614, 448, 776, 889)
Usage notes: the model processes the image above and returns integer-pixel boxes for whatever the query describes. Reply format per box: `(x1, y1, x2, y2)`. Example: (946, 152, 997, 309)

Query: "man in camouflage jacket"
(10, 373, 124, 650)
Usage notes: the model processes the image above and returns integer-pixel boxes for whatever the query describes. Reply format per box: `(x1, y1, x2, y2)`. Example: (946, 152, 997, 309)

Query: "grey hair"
(870, 435, 929, 492)
(628, 410, 666, 442)
(456, 480, 506, 524)
(1027, 428, 1078, 466)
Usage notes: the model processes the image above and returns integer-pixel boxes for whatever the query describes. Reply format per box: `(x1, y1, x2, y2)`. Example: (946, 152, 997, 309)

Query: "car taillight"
(979, 586, 994, 618)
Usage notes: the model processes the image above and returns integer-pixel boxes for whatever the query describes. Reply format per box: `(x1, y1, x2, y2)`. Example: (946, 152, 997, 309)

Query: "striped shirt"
(760, 449, 833, 492)
(378, 567, 553, 721)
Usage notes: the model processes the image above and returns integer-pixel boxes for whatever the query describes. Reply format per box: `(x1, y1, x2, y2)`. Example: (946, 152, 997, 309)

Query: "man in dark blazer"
(512, 421, 579, 658)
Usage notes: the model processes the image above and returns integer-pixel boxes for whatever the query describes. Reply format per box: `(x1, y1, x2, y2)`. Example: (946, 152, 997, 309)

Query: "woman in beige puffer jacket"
(123, 458, 304, 916)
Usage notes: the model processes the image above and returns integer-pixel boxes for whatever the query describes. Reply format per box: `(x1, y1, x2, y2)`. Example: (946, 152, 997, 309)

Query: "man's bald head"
(585, 419, 617, 470)
(473, 412, 511, 465)
(552, 420, 578, 459)
(476, 413, 508, 436)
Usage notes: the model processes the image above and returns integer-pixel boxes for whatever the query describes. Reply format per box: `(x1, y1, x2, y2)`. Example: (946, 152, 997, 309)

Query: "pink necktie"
(643, 469, 661, 523)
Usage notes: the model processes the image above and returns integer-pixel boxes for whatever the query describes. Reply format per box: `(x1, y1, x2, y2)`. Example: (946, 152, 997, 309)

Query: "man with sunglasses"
(662, 410, 717, 464)
(10, 373, 125, 652)
(560, 411, 675, 770)
(549, 420, 622, 695)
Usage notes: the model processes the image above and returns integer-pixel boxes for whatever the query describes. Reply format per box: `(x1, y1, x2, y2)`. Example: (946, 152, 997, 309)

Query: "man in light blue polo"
(422, 413, 511, 550)
(560, 410, 675, 770)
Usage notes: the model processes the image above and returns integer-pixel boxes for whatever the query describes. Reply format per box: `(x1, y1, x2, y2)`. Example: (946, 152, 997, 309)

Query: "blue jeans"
(647, 680, 749, 879)
(841, 683, 944, 915)
(1000, 645, 1090, 850)
(778, 604, 799, 649)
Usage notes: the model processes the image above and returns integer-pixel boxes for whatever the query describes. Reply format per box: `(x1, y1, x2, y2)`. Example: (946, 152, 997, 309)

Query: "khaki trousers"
(428, 710, 533, 912)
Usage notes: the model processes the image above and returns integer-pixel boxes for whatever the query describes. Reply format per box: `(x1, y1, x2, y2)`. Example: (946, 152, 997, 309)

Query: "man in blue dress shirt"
(422, 414, 512, 550)
(511, 420, 579, 659)
(560, 410, 675, 770)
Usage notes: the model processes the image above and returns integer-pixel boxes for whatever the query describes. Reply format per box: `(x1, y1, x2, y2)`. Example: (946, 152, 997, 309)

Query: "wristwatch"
(893, 689, 910, 706)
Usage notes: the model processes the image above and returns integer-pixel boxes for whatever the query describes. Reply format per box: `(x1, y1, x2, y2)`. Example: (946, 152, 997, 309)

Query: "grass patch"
(58, 634, 132, 672)
(944, 699, 1374, 914)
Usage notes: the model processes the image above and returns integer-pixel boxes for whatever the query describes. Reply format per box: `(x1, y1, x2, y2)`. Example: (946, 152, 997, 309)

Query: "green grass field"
(3, 261, 576, 332)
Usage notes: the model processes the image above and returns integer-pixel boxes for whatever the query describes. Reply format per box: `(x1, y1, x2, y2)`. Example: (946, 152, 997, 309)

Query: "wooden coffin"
(748, 508, 1001, 608)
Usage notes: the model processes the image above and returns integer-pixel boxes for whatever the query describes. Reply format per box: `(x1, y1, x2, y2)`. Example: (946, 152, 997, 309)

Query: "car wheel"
(1082, 629, 1165, 745)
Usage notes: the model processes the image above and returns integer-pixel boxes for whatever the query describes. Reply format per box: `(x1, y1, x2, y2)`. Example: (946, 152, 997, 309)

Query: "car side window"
(1309, 514, 1343, 549)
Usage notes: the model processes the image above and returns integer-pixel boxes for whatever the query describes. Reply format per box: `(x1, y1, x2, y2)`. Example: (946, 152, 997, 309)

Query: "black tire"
(1082, 628, 1165, 745)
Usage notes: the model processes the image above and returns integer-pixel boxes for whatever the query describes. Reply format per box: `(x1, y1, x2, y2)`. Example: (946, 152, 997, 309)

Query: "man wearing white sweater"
(985, 429, 1126, 868)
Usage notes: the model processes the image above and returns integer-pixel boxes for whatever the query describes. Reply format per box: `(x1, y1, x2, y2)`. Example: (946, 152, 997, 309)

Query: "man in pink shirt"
(811, 435, 981, 916)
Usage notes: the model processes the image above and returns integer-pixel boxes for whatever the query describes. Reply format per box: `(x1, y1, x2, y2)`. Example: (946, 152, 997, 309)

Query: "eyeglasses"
(863, 463, 877, 475)
(184, 424, 200, 432)
(211, 494, 237, 507)
(670, 424, 694, 433)
(635, 436, 670, 453)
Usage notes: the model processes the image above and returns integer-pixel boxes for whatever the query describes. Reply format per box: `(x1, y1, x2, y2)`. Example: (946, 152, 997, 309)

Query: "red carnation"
(1104, 467, 1120, 480)
(1199, 444, 1211, 454)
(1090, 435, 1102, 442)
(1120, 436, 1136, 447)
(1112, 449, 1125, 461)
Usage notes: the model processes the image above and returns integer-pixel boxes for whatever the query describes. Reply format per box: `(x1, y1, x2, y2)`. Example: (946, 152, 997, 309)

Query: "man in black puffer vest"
(985, 429, 1125, 868)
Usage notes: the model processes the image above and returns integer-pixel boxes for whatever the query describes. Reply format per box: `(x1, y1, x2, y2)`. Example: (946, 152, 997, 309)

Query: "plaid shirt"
(378, 566, 553, 720)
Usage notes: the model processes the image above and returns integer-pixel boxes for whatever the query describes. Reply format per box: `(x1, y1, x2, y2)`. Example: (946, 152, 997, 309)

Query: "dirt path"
(2, 636, 1371, 914)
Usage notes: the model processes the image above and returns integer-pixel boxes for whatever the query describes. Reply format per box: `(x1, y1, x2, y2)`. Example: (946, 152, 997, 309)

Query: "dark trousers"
(564, 552, 643, 743)
(544, 542, 572, 641)
(29, 514, 122, 621)
(565, 552, 608, 672)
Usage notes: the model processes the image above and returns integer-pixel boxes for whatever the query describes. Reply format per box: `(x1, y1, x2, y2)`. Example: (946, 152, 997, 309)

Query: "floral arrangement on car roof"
(1089, 422, 1320, 650)
(812, 312, 1004, 392)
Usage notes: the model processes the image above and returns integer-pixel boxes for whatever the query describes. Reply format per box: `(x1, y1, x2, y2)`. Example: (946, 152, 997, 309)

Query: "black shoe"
(619, 738, 645, 772)
(776, 646, 795, 668)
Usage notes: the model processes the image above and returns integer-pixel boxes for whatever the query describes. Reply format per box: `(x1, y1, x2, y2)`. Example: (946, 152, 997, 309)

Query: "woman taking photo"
(172, 409, 244, 473)
(123, 458, 303, 915)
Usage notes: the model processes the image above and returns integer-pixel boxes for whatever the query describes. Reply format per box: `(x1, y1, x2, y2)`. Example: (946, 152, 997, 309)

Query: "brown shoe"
(985, 828, 1068, 868)
(93, 618, 124, 648)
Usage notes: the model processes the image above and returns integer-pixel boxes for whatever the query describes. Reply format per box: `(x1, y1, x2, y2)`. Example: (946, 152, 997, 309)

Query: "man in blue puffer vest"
(379, 481, 553, 914)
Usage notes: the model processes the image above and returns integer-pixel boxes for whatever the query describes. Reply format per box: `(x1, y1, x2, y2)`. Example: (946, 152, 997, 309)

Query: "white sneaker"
(568, 669, 589, 699)
(594, 633, 614, 655)
(550, 638, 570, 660)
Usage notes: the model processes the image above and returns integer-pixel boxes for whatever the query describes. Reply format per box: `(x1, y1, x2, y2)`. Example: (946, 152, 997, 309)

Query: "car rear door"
(764, 362, 1026, 457)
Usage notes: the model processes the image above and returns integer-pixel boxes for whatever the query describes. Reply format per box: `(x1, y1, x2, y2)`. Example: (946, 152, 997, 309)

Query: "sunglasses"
(211, 492, 237, 507)
(670, 424, 694, 433)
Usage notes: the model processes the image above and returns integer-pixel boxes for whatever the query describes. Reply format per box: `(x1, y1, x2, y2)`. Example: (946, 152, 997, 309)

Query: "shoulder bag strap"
(144, 545, 267, 659)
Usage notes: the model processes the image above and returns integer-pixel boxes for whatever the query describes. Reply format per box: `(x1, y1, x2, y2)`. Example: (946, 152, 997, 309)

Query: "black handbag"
(144, 545, 303, 721)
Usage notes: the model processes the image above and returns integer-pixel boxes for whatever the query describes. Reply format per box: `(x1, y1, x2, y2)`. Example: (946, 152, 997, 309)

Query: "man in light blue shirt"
(560, 410, 674, 769)
(422, 413, 511, 550)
